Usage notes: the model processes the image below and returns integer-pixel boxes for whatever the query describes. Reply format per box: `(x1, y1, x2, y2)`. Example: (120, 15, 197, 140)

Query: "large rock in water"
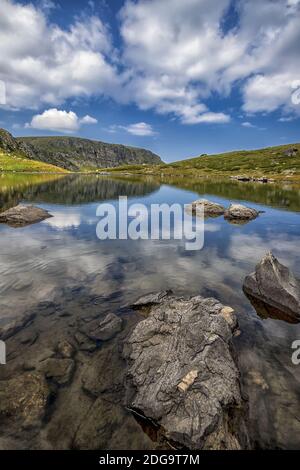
(224, 203, 259, 223)
(243, 252, 300, 323)
(186, 199, 225, 218)
(0, 204, 52, 227)
(124, 292, 250, 450)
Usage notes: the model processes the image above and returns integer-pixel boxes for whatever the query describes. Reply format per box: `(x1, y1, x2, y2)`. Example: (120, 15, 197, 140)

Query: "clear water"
(0, 174, 299, 449)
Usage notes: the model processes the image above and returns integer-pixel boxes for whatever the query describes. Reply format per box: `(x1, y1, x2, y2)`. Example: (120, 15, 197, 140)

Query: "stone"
(230, 175, 252, 182)
(39, 358, 75, 385)
(186, 199, 225, 218)
(0, 204, 52, 228)
(84, 313, 122, 342)
(124, 292, 249, 450)
(0, 372, 49, 429)
(243, 252, 300, 323)
(224, 203, 259, 222)
(56, 340, 75, 358)
(0, 312, 36, 341)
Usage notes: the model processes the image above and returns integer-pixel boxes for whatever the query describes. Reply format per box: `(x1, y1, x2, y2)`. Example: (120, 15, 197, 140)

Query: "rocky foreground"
(124, 292, 250, 450)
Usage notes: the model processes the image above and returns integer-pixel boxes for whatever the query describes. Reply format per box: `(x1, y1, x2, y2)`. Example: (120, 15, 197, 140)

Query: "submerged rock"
(243, 252, 300, 323)
(0, 372, 49, 429)
(39, 358, 75, 385)
(224, 203, 259, 223)
(0, 204, 52, 227)
(124, 292, 249, 450)
(186, 199, 225, 217)
(84, 313, 122, 342)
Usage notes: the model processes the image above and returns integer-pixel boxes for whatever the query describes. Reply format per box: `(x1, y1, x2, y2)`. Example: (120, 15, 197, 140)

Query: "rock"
(124, 292, 249, 450)
(0, 372, 49, 429)
(18, 329, 39, 345)
(0, 204, 52, 228)
(0, 312, 36, 341)
(84, 313, 122, 342)
(74, 332, 98, 352)
(224, 203, 259, 222)
(230, 175, 252, 182)
(39, 358, 75, 385)
(56, 340, 75, 358)
(243, 252, 300, 323)
(282, 147, 298, 158)
(186, 199, 225, 217)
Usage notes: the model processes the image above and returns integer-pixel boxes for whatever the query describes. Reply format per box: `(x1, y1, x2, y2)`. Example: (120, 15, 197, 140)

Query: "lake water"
(0, 173, 299, 449)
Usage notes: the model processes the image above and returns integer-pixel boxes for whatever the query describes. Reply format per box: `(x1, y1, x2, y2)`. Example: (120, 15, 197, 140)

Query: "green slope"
(0, 149, 68, 173)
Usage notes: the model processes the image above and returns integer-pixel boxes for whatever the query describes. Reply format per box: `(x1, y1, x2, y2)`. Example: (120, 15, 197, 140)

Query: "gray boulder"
(186, 199, 225, 218)
(224, 203, 259, 223)
(243, 252, 300, 323)
(0, 204, 52, 227)
(124, 292, 249, 450)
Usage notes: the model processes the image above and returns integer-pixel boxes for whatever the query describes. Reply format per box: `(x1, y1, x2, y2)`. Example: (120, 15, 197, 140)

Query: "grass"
(0, 150, 68, 173)
(98, 143, 300, 182)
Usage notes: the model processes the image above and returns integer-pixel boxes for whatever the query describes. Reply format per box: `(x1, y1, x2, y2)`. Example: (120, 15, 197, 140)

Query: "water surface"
(0, 174, 299, 449)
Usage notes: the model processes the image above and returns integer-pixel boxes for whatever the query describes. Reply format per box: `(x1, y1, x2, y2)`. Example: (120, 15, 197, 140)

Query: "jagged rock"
(39, 358, 75, 385)
(84, 313, 122, 342)
(0, 372, 49, 429)
(224, 203, 259, 222)
(243, 252, 300, 323)
(0, 204, 52, 227)
(56, 340, 75, 358)
(124, 292, 249, 450)
(186, 199, 225, 217)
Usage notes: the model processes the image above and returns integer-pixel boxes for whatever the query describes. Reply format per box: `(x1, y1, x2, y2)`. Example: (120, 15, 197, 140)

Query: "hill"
(17, 135, 162, 171)
(0, 129, 67, 173)
(105, 143, 300, 181)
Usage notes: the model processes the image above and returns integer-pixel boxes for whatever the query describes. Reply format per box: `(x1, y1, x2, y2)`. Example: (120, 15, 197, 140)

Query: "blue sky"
(0, 0, 300, 162)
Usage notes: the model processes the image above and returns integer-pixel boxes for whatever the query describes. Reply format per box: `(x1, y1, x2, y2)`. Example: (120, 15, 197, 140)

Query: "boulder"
(243, 252, 300, 323)
(56, 340, 75, 358)
(39, 358, 75, 385)
(186, 199, 225, 218)
(224, 203, 259, 223)
(124, 292, 250, 450)
(0, 204, 52, 228)
(84, 313, 122, 342)
(0, 372, 49, 429)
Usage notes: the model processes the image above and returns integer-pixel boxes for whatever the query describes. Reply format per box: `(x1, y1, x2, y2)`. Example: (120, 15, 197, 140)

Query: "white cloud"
(1, 0, 300, 124)
(0, 0, 120, 109)
(26, 108, 98, 133)
(108, 122, 156, 136)
(121, 122, 156, 136)
(80, 115, 98, 125)
(242, 122, 255, 128)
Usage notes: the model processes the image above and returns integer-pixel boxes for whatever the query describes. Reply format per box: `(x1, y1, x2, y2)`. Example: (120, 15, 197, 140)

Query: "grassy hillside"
(103, 143, 300, 181)
(0, 149, 68, 173)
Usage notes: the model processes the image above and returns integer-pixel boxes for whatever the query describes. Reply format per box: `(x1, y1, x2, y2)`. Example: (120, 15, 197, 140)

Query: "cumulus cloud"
(26, 108, 98, 133)
(1, 0, 300, 124)
(0, 0, 120, 109)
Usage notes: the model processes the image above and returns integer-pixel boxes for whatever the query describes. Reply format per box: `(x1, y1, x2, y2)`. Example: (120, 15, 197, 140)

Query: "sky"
(0, 0, 300, 163)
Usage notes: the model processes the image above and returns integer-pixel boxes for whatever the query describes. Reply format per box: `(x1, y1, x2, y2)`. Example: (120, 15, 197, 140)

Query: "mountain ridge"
(0, 128, 162, 171)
